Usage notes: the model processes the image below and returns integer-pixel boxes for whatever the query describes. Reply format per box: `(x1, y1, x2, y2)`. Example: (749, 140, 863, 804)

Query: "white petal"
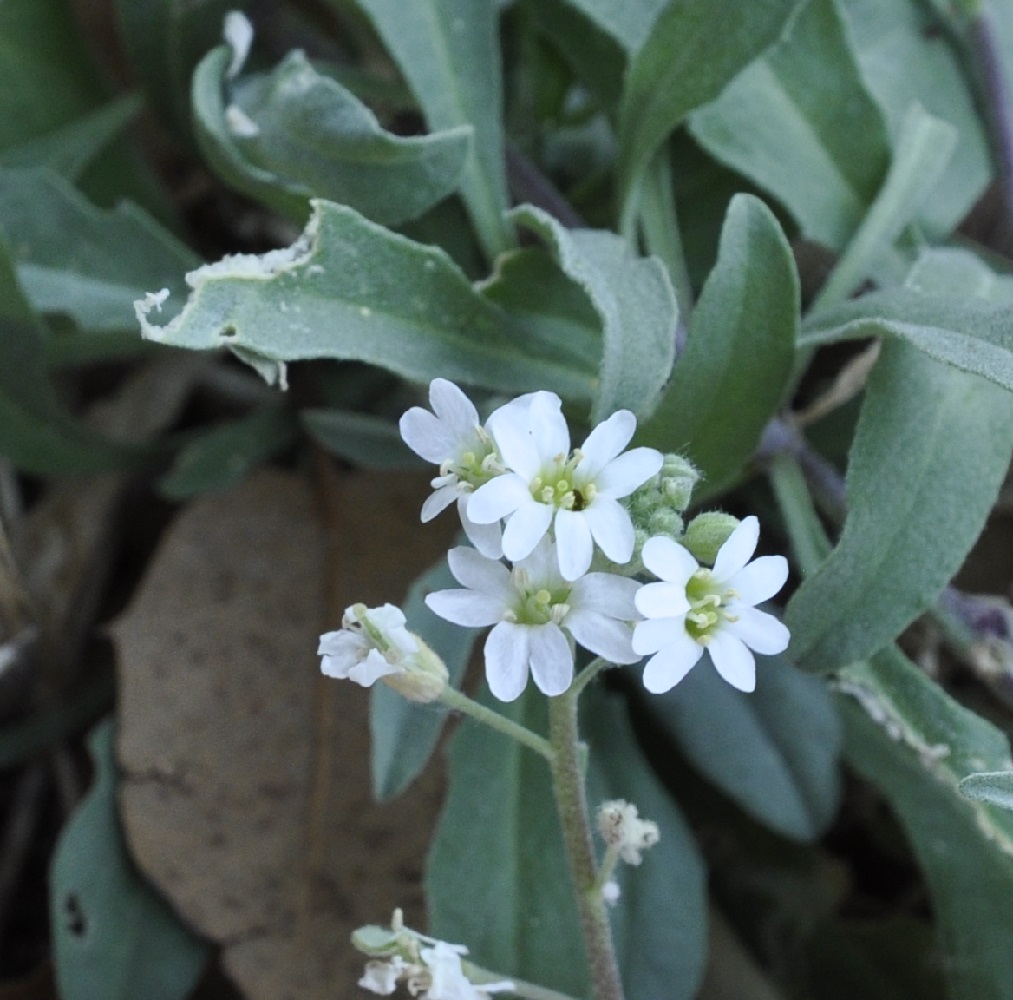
(447, 546, 513, 599)
(570, 573, 640, 618)
(642, 638, 703, 693)
(365, 604, 408, 631)
(516, 536, 563, 588)
(641, 535, 698, 585)
(635, 581, 691, 619)
(529, 390, 569, 461)
(528, 623, 574, 696)
(487, 404, 542, 479)
(468, 474, 531, 523)
(583, 498, 634, 564)
(501, 501, 554, 562)
(429, 378, 480, 439)
(576, 410, 635, 479)
(425, 589, 505, 627)
(726, 555, 789, 606)
(725, 606, 790, 655)
(484, 622, 530, 702)
(566, 610, 638, 664)
(399, 407, 457, 463)
(348, 649, 401, 687)
(595, 447, 663, 498)
(318, 629, 362, 659)
(632, 615, 686, 655)
(555, 508, 593, 581)
(713, 516, 760, 581)
(708, 631, 756, 692)
(421, 483, 459, 522)
(459, 497, 504, 558)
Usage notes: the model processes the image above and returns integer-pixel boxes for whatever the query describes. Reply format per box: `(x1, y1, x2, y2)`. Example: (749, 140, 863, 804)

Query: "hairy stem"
(548, 691, 624, 1000)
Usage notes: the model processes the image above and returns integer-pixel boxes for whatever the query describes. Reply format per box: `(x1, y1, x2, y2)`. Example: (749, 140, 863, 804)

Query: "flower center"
(683, 570, 737, 644)
(508, 573, 572, 625)
(438, 427, 501, 490)
(529, 451, 596, 511)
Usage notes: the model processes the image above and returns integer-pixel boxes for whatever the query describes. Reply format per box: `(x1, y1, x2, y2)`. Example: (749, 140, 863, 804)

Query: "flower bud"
(380, 636, 448, 703)
(682, 512, 741, 566)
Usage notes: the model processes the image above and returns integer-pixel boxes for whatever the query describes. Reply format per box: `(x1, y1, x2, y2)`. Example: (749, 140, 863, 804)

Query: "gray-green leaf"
(509, 205, 678, 423)
(959, 771, 1013, 812)
(787, 340, 1013, 672)
(353, 0, 512, 259)
(136, 199, 596, 401)
(638, 194, 798, 498)
(689, 0, 890, 251)
(646, 653, 841, 840)
(50, 719, 209, 1000)
(194, 47, 473, 226)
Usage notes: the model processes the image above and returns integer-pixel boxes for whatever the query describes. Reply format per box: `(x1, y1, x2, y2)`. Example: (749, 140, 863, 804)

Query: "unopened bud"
(683, 512, 741, 566)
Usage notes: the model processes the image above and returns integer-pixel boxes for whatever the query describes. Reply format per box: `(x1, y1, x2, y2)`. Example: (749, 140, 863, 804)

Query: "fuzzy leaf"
(638, 194, 798, 497)
(787, 340, 1013, 672)
(960, 772, 1013, 812)
(509, 205, 678, 422)
(838, 647, 1013, 1000)
(354, 0, 511, 259)
(647, 653, 841, 840)
(690, 0, 891, 251)
(618, 0, 802, 215)
(136, 199, 596, 400)
(50, 720, 209, 1000)
(193, 47, 472, 226)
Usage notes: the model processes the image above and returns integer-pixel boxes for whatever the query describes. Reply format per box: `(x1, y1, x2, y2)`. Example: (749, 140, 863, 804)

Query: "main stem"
(547, 691, 624, 1000)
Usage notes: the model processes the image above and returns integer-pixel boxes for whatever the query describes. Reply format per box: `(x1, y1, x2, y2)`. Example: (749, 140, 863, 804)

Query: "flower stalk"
(547, 690, 624, 1000)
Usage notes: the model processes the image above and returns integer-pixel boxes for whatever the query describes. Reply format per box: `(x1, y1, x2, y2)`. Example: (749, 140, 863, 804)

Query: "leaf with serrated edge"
(135, 200, 595, 399)
(638, 194, 798, 497)
(509, 204, 677, 422)
(787, 340, 1013, 672)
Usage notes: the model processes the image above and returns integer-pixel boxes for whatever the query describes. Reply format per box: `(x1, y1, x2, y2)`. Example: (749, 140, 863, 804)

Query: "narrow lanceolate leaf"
(839, 0, 990, 236)
(647, 654, 841, 841)
(0, 168, 197, 333)
(510, 205, 678, 423)
(0, 94, 142, 180)
(812, 103, 956, 310)
(136, 200, 596, 400)
(690, 0, 890, 251)
(50, 720, 209, 1000)
(427, 685, 589, 998)
(193, 47, 472, 226)
(801, 246, 1013, 393)
(370, 557, 475, 800)
(787, 340, 1013, 673)
(354, 0, 512, 259)
(584, 690, 707, 1000)
(0, 233, 137, 474)
(837, 648, 1013, 1000)
(618, 0, 802, 218)
(638, 194, 798, 498)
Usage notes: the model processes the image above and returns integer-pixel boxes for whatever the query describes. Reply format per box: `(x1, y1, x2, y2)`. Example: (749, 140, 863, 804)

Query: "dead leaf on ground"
(111, 467, 454, 1000)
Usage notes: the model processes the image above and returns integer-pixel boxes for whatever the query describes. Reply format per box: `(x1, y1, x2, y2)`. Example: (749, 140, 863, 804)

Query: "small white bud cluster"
(597, 799, 660, 866)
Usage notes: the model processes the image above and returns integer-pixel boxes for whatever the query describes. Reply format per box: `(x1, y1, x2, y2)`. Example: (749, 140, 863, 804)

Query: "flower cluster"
(319, 379, 791, 702)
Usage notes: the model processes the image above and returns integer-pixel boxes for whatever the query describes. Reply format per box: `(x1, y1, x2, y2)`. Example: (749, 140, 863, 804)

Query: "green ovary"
(529, 453, 596, 512)
(684, 570, 736, 644)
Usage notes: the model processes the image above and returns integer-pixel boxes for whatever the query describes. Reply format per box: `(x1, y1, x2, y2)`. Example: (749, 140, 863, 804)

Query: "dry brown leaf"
(112, 467, 454, 1000)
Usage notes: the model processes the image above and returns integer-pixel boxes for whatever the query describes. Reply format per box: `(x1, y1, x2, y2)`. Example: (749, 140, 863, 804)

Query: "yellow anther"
(535, 589, 552, 606)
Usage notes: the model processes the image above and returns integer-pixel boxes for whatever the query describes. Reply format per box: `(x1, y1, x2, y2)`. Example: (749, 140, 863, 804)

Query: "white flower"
(597, 800, 659, 866)
(468, 391, 662, 581)
(419, 942, 513, 999)
(399, 378, 505, 558)
(318, 603, 416, 686)
(358, 956, 405, 995)
(632, 516, 789, 693)
(426, 539, 641, 701)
